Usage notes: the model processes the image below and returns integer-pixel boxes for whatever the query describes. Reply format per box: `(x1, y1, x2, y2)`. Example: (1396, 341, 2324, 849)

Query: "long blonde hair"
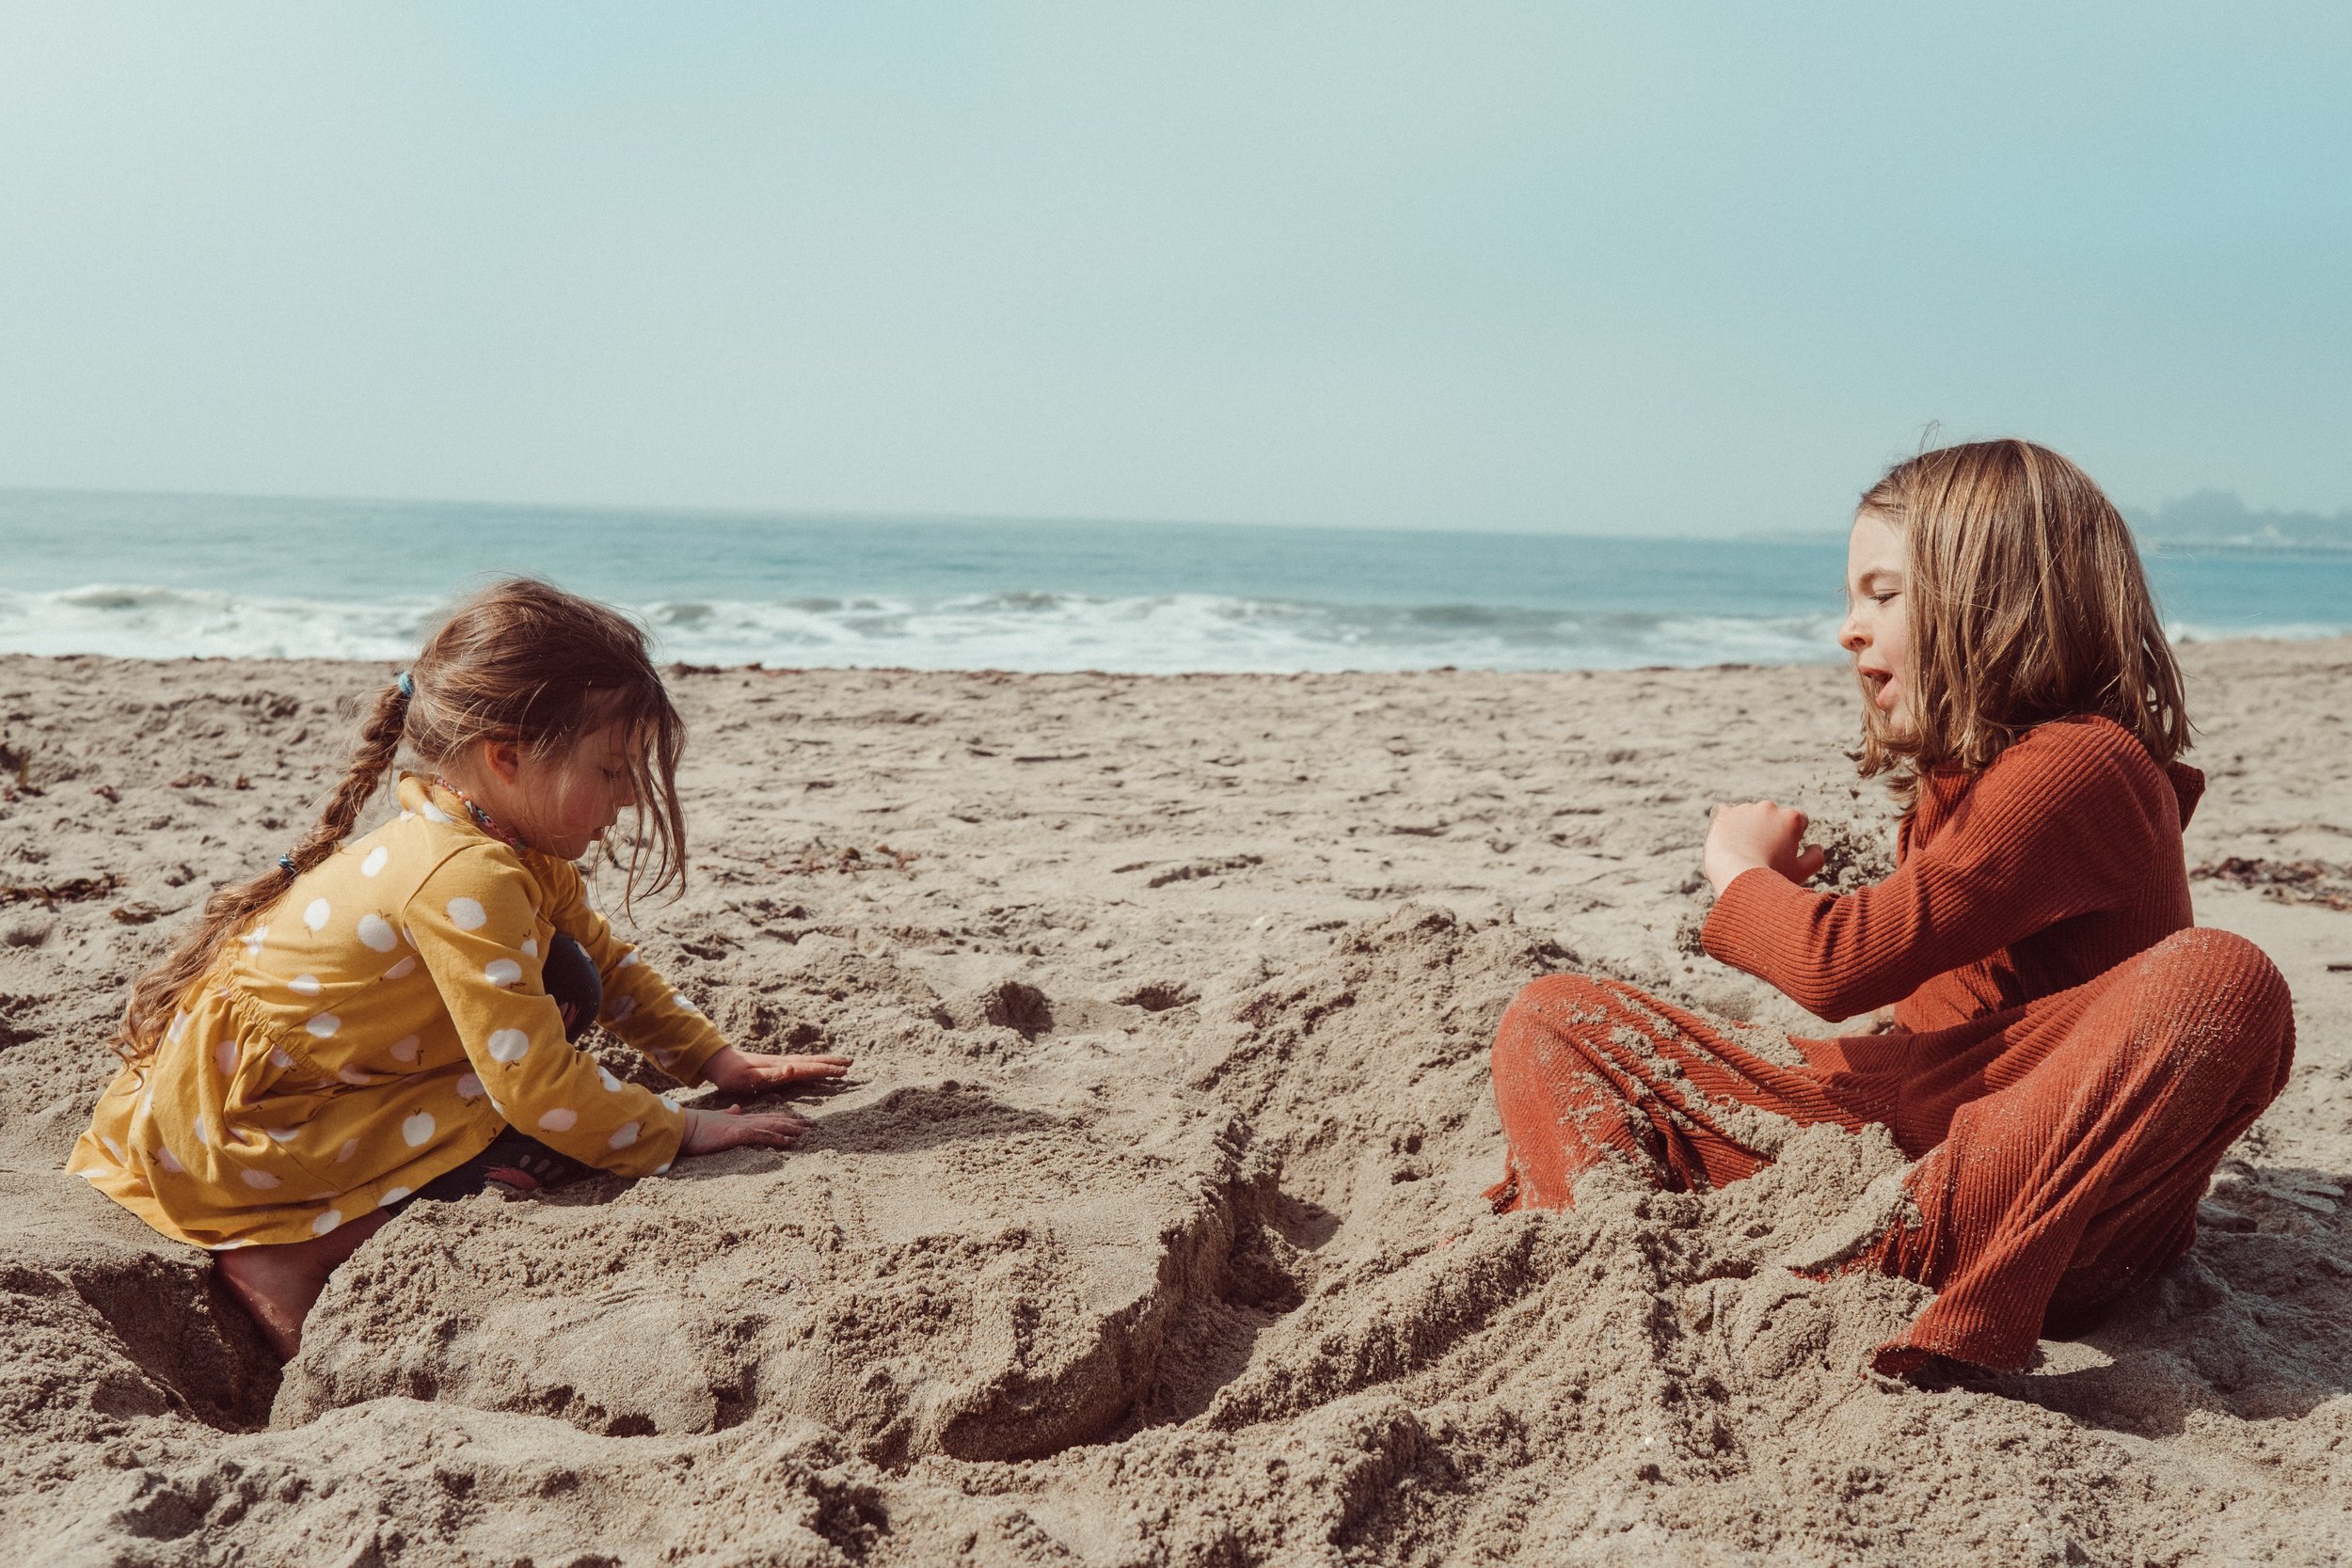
(1855, 439, 2188, 800)
(118, 579, 689, 1060)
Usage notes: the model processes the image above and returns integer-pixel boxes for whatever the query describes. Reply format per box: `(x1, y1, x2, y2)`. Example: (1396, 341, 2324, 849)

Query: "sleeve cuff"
(1699, 865, 1825, 973)
(601, 1101, 689, 1177)
(664, 1030, 729, 1085)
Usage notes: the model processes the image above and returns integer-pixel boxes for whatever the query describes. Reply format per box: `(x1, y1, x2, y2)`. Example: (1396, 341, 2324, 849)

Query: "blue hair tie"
(278, 855, 298, 877)
(395, 671, 415, 699)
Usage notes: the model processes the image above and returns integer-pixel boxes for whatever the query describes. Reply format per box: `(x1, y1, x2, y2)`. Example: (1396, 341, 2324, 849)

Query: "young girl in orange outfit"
(1486, 440, 2296, 1376)
(71, 579, 851, 1357)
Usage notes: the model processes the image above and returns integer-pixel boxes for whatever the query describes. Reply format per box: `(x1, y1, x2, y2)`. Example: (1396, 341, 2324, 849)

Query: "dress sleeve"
(407, 845, 687, 1176)
(540, 861, 731, 1085)
(1700, 721, 2176, 1020)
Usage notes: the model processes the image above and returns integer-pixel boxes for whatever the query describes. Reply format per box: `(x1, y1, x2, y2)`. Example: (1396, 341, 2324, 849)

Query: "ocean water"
(3, 489, 2347, 673)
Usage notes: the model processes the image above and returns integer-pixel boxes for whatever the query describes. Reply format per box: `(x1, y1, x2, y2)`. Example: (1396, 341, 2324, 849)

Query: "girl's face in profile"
(533, 724, 645, 862)
(479, 722, 645, 862)
(1839, 508, 1911, 734)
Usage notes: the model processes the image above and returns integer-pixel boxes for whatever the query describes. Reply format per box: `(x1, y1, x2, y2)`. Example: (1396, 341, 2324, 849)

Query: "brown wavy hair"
(117, 578, 689, 1060)
(1854, 439, 2188, 801)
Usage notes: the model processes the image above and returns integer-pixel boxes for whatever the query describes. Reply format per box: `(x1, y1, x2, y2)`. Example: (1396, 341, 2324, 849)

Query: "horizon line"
(0, 480, 1851, 545)
(6, 480, 2344, 546)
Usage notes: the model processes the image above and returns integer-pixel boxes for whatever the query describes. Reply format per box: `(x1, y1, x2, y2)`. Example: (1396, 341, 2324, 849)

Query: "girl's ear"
(483, 736, 525, 785)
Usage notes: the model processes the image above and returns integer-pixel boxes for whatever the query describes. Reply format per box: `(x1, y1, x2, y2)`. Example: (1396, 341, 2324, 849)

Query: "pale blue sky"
(1, 3, 2345, 534)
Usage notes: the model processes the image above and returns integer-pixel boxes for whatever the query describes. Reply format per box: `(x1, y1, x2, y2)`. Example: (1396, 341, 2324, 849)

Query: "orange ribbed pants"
(1487, 928, 2296, 1372)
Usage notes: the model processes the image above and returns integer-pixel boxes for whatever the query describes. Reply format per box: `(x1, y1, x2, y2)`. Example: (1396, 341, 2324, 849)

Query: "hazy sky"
(2, 4, 2346, 534)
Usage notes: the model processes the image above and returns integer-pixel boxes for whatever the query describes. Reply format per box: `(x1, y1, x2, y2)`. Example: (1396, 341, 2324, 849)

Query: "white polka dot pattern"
(74, 771, 750, 1247)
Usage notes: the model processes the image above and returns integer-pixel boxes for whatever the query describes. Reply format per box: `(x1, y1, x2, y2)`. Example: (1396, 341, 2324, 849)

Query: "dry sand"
(2, 641, 2348, 1567)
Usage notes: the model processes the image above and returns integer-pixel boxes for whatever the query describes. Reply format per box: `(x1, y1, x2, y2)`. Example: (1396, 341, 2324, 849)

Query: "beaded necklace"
(429, 774, 529, 852)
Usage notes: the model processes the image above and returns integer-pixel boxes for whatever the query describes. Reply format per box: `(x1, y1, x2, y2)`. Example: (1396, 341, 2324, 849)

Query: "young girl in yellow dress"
(70, 579, 849, 1357)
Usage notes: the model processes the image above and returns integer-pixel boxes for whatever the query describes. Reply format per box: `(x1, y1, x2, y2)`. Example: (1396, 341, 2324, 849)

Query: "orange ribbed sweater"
(1487, 715, 2296, 1372)
(1703, 715, 2201, 1034)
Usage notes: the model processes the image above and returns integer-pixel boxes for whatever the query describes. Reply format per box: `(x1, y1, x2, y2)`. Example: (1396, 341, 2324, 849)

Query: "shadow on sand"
(1982, 1162, 2352, 1437)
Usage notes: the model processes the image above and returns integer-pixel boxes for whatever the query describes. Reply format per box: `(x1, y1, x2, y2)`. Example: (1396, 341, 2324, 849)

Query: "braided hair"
(116, 579, 688, 1060)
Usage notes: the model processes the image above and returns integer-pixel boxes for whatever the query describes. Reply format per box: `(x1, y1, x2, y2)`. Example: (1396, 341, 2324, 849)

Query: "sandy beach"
(3, 640, 2347, 1566)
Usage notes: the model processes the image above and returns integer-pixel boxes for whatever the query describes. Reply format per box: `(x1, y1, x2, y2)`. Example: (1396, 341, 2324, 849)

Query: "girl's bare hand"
(1703, 800, 1826, 895)
(698, 1045, 855, 1094)
(680, 1103, 812, 1156)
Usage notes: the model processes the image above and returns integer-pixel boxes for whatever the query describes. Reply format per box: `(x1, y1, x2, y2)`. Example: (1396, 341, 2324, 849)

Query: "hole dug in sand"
(2, 1172, 281, 1439)
(274, 1085, 1284, 1465)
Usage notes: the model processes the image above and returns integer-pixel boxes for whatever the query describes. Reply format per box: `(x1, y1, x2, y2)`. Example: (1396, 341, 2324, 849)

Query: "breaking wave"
(0, 583, 1852, 673)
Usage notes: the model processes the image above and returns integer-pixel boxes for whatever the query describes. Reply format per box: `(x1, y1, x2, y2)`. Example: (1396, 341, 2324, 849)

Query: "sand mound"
(278, 1086, 1270, 1464)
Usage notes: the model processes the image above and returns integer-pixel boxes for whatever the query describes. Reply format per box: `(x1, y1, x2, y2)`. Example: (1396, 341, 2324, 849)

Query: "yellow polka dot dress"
(67, 774, 729, 1250)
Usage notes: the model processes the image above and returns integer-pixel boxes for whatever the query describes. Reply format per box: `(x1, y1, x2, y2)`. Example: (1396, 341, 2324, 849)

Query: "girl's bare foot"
(215, 1209, 391, 1359)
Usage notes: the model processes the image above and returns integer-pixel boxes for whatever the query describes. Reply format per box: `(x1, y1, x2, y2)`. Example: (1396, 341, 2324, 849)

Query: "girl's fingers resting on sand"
(681, 1104, 813, 1155)
(699, 1046, 856, 1092)
(779, 1053, 854, 1079)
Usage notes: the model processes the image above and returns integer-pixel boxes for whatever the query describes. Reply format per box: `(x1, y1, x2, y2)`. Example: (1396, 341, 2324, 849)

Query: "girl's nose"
(1837, 607, 1867, 654)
